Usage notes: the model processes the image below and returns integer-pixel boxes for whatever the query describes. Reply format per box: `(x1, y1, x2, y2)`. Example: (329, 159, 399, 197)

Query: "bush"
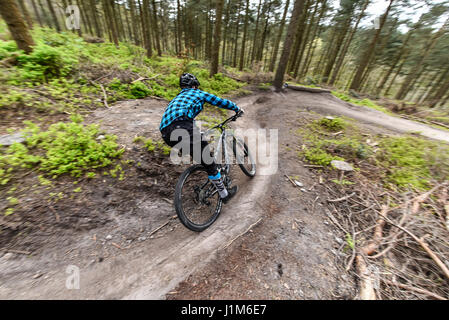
(16, 44, 77, 81)
(129, 81, 151, 99)
(0, 118, 124, 180)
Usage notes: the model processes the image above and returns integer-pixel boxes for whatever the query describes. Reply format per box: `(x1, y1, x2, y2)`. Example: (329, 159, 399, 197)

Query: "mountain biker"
(160, 73, 242, 203)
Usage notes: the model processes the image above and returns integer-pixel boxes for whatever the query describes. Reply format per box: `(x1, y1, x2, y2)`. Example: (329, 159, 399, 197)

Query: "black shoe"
(221, 186, 238, 204)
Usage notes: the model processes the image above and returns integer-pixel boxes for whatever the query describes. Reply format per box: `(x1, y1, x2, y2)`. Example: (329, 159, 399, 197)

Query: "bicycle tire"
(232, 137, 256, 177)
(174, 164, 223, 232)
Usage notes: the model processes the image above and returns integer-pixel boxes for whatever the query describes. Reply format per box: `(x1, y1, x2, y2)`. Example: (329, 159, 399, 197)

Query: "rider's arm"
(200, 91, 240, 113)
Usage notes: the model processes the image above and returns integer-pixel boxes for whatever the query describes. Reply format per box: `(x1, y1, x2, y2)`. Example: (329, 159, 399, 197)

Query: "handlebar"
(208, 109, 244, 131)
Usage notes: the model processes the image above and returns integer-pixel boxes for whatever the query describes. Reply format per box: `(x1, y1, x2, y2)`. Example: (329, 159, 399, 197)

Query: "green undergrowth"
(0, 25, 246, 116)
(331, 91, 393, 115)
(0, 115, 124, 186)
(375, 136, 449, 190)
(133, 136, 171, 156)
(297, 115, 449, 191)
(298, 116, 370, 167)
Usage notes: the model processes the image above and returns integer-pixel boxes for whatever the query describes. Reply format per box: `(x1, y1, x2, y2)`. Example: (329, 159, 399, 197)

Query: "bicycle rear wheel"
(174, 165, 223, 232)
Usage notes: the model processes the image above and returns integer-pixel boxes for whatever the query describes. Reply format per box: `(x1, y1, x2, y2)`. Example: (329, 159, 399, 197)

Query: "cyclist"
(160, 73, 242, 203)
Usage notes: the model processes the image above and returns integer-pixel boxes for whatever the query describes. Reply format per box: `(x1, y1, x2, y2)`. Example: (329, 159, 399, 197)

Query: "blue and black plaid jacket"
(159, 88, 240, 131)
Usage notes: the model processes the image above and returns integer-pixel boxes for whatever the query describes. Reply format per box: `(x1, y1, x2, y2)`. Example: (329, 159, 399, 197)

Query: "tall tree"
(17, 0, 34, 29)
(238, 0, 250, 71)
(269, 0, 290, 72)
(151, 0, 162, 56)
(329, 0, 370, 85)
(349, 0, 395, 91)
(273, 0, 306, 90)
(0, 0, 35, 53)
(46, 0, 61, 32)
(211, 0, 225, 76)
(395, 17, 449, 100)
(30, 0, 43, 27)
(90, 0, 103, 38)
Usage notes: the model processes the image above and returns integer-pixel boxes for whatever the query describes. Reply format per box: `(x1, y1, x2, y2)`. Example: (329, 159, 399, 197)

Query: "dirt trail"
(1, 89, 447, 300)
(0, 95, 272, 299)
(286, 90, 449, 143)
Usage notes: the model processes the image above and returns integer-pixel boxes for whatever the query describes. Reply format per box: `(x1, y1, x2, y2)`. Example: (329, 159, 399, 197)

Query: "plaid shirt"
(159, 88, 240, 130)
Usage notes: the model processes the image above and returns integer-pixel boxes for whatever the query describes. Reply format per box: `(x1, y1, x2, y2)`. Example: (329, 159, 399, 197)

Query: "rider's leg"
(161, 120, 238, 202)
(197, 137, 239, 203)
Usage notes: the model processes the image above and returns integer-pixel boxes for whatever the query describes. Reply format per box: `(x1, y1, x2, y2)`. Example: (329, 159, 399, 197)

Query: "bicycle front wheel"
(174, 165, 223, 232)
(232, 137, 256, 177)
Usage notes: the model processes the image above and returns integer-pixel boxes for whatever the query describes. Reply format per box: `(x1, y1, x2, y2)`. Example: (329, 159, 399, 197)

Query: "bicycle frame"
(202, 111, 242, 177)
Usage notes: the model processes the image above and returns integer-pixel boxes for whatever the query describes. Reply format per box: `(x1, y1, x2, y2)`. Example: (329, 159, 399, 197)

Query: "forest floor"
(0, 88, 448, 299)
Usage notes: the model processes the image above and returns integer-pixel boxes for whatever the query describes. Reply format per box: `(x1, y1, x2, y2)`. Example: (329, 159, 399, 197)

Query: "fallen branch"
(223, 218, 263, 250)
(285, 84, 331, 94)
(382, 279, 447, 300)
(284, 174, 298, 188)
(325, 209, 349, 234)
(362, 205, 389, 255)
(328, 192, 356, 203)
(445, 204, 449, 232)
(355, 255, 376, 300)
(111, 242, 122, 250)
(99, 84, 110, 109)
(0, 248, 31, 255)
(148, 215, 177, 237)
(384, 217, 449, 280)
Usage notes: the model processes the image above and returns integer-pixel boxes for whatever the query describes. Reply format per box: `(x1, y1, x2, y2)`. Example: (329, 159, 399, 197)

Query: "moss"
(303, 147, 344, 166)
(376, 136, 449, 190)
(315, 117, 347, 132)
(331, 91, 393, 115)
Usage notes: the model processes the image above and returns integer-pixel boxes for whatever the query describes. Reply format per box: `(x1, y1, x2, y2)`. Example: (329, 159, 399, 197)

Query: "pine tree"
(0, 0, 35, 54)
(273, 0, 306, 90)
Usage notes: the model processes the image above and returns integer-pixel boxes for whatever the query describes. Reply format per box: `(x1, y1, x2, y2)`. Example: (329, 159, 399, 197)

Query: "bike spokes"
(178, 167, 221, 228)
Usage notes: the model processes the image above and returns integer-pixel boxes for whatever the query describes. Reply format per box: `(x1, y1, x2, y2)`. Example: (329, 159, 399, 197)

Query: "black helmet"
(180, 73, 200, 88)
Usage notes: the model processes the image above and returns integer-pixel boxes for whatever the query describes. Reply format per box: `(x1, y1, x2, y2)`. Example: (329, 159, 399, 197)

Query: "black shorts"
(160, 120, 218, 176)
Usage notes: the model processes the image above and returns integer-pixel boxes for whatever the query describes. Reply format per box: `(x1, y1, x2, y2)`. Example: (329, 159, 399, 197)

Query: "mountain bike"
(174, 110, 256, 232)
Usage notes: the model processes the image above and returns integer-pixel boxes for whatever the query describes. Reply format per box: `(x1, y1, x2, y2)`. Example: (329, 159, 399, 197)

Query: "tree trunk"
(222, 0, 230, 64)
(176, 0, 183, 53)
(287, 0, 310, 74)
(17, 0, 34, 29)
(322, 15, 352, 82)
(103, 0, 119, 46)
(238, 0, 250, 71)
(349, 0, 394, 91)
(395, 18, 449, 100)
(89, 0, 102, 38)
(151, 0, 162, 55)
(250, 0, 262, 64)
(269, 0, 290, 72)
(140, 0, 153, 57)
(46, 0, 61, 32)
(232, 0, 242, 68)
(294, 0, 320, 79)
(299, 0, 327, 79)
(30, 0, 43, 27)
(0, 0, 35, 54)
(385, 57, 406, 96)
(273, 0, 306, 91)
(210, 0, 225, 76)
(329, 0, 369, 86)
(429, 74, 449, 108)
